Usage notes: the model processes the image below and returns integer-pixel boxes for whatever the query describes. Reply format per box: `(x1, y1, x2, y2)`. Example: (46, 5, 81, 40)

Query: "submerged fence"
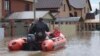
(2, 22, 100, 37)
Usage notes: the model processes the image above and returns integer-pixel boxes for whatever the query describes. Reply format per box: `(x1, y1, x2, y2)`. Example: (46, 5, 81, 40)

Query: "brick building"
(0, 0, 33, 19)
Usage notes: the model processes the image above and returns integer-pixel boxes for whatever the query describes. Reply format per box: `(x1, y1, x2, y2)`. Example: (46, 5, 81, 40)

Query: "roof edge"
(68, 0, 84, 9)
(88, 0, 92, 11)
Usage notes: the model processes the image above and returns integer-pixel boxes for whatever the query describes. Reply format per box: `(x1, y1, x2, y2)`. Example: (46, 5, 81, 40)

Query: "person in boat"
(53, 25, 61, 37)
(48, 25, 61, 38)
(25, 18, 50, 50)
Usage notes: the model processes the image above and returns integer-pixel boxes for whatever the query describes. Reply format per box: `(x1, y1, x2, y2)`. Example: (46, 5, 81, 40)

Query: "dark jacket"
(28, 21, 49, 41)
(29, 21, 49, 34)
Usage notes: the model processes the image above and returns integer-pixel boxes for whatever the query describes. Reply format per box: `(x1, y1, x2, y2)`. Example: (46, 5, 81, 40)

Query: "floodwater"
(0, 31, 100, 56)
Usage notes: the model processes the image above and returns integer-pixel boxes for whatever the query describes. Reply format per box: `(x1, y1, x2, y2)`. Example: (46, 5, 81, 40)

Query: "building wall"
(82, 8, 86, 19)
(69, 7, 82, 17)
(58, 0, 69, 17)
(85, 0, 91, 13)
(2, 0, 32, 18)
(68, 0, 91, 20)
(11, 0, 32, 12)
(81, 1, 91, 20)
(75, 9, 82, 17)
(0, 0, 2, 18)
(11, 0, 26, 12)
(69, 7, 88, 20)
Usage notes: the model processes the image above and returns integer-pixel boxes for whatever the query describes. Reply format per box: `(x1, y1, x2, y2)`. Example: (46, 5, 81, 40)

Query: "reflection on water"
(0, 31, 100, 56)
(89, 31, 100, 56)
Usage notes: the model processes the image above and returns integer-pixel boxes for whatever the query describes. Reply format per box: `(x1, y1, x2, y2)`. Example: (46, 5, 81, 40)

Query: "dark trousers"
(23, 36, 41, 51)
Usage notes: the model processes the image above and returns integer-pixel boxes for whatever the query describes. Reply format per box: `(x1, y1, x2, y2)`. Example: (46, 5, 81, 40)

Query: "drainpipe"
(80, 9, 84, 31)
(81, 9, 83, 20)
(8, 0, 14, 37)
(10, 19, 14, 37)
(33, 0, 37, 21)
(33, 0, 36, 20)
(8, 0, 13, 37)
(99, 2, 100, 22)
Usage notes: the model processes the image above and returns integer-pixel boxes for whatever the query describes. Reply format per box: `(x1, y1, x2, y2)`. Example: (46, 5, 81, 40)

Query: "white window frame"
(4, 0, 9, 10)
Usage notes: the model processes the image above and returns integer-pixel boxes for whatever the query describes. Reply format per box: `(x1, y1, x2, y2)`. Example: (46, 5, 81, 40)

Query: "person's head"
(54, 25, 60, 31)
(39, 18, 43, 22)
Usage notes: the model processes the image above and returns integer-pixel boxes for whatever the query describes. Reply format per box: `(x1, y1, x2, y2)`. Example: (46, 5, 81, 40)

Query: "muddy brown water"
(0, 31, 100, 56)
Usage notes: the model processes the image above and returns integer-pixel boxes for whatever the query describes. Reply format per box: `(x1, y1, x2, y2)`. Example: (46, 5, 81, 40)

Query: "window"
(69, 13, 73, 17)
(25, 3, 30, 11)
(61, 22, 63, 24)
(4, 0, 9, 10)
(69, 7, 71, 11)
(64, 4, 65, 11)
(55, 22, 59, 24)
(66, 22, 68, 24)
(74, 12, 77, 17)
(84, 7, 86, 13)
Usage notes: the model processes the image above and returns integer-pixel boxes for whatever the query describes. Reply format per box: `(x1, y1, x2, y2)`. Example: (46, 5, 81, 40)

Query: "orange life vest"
(53, 30, 60, 37)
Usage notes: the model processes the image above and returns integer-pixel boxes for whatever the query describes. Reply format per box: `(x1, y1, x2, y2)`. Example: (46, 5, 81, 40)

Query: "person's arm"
(28, 23, 36, 34)
(45, 24, 49, 32)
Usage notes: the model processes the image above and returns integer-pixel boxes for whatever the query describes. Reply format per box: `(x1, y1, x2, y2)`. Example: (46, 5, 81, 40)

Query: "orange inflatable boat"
(41, 33, 66, 51)
(8, 33, 66, 51)
(8, 38, 27, 51)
